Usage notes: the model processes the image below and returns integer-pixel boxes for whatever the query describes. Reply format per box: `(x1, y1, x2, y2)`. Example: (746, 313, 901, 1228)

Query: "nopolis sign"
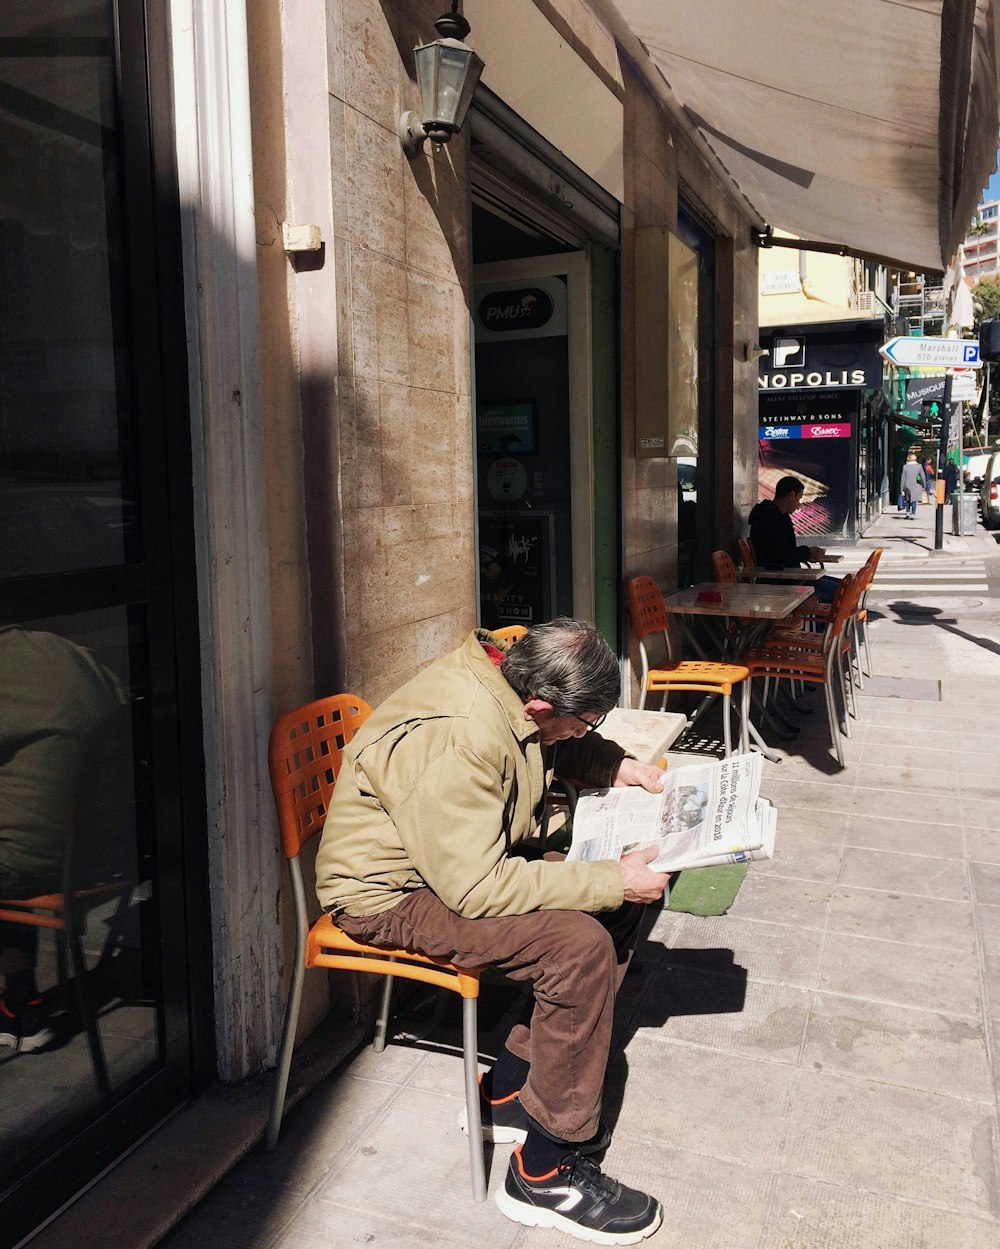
(758, 333, 878, 390)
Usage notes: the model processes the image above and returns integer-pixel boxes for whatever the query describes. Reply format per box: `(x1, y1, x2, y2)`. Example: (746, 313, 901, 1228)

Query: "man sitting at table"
(748, 475, 840, 601)
(315, 618, 666, 1245)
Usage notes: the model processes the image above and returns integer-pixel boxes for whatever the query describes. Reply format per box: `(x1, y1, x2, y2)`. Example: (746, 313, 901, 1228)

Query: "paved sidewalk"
(63, 503, 1000, 1249)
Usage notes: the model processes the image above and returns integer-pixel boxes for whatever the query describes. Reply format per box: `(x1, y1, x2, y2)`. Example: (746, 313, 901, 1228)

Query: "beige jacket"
(314, 631, 628, 919)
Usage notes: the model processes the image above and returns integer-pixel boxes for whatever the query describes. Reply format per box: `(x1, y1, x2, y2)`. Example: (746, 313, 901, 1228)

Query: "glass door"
(472, 253, 595, 626)
(0, 3, 204, 1239)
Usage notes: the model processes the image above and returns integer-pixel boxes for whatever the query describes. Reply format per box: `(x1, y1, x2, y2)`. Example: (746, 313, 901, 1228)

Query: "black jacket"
(747, 499, 810, 569)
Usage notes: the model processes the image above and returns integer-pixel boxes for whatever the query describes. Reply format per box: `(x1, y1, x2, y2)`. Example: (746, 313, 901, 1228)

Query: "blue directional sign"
(879, 336, 982, 368)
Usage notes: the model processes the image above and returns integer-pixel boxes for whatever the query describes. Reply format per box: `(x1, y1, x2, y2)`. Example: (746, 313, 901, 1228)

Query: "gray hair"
(500, 617, 620, 715)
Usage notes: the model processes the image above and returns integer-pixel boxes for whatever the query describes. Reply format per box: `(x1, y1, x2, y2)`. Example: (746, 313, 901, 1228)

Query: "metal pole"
(934, 371, 953, 550)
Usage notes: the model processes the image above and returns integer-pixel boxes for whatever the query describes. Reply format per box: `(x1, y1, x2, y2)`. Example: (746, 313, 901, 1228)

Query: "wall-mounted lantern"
(398, 3, 484, 157)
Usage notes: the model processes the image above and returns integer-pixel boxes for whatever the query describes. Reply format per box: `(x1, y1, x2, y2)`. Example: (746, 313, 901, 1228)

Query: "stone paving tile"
(750, 831, 844, 883)
(852, 761, 959, 795)
(548, 1142, 771, 1249)
(967, 829, 1000, 863)
(817, 931, 982, 1017)
(801, 994, 993, 1100)
(845, 813, 964, 857)
(836, 846, 969, 900)
(314, 1087, 513, 1240)
(848, 786, 962, 826)
(978, 903, 1000, 957)
(648, 971, 810, 1064)
(758, 778, 855, 814)
(860, 723, 959, 750)
(768, 804, 850, 842)
(762, 1174, 1000, 1249)
(667, 916, 826, 989)
(858, 742, 961, 771)
(779, 1069, 996, 1214)
(970, 861, 1000, 905)
(274, 1202, 503, 1249)
(827, 887, 976, 952)
(961, 798, 1000, 831)
(606, 1035, 795, 1169)
(728, 873, 833, 929)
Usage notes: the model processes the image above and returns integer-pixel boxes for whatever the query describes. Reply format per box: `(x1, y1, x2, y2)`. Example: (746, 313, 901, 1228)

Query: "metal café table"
(658, 582, 816, 760)
(738, 553, 842, 583)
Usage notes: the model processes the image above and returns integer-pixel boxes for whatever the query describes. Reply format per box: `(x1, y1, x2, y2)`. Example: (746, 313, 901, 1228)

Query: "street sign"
(880, 336, 982, 368)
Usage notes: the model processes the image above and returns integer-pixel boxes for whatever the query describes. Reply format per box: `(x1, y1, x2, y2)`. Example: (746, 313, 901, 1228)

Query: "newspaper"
(565, 752, 775, 873)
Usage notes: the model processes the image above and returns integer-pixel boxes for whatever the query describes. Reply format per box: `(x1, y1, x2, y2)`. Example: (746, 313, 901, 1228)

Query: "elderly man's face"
(523, 701, 603, 743)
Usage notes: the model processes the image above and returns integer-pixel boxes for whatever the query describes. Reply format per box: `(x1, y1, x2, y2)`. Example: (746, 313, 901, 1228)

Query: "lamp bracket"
(398, 111, 428, 158)
(434, 4, 470, 40)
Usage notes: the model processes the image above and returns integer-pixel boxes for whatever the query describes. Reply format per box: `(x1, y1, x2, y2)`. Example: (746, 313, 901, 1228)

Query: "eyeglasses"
(569, 710, 608, 733)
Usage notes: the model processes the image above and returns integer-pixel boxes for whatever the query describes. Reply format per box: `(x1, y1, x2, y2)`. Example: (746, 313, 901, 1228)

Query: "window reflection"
(0, 3, 135, 578)
(0, 607, 159, 1193)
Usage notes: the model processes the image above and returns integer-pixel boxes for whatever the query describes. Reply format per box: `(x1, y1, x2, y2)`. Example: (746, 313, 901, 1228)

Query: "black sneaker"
(459, 1077, 529, 1143)
(496, 1146, 662, 1245)
(0, 995, 55, 1053)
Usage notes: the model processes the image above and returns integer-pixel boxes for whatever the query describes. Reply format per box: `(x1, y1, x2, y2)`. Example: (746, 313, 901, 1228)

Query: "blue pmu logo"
(478, 288, 554, 331)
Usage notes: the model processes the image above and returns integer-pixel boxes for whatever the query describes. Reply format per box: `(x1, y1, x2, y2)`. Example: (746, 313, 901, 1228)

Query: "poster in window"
(478, 510, 556, 629)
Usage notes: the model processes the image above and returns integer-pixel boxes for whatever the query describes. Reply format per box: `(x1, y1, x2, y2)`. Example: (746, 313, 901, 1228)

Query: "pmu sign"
(880, 336, 982, 368)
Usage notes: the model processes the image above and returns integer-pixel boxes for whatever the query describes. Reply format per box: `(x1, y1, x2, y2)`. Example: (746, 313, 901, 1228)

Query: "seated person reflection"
(0, 625, 125, 1053)
(747, 475, 841, 602)
(315, 619, 667, 1245)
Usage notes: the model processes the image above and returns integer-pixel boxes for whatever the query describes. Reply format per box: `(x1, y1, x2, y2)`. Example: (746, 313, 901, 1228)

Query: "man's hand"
(808, 545, 826, 562)
(620, 845, 669, 903)
(612, 758, 665, 792)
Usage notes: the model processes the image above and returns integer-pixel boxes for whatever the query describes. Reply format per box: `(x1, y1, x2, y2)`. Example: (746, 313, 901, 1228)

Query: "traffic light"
(980, 318, 1000, 362)
(921, 399, 941, 424)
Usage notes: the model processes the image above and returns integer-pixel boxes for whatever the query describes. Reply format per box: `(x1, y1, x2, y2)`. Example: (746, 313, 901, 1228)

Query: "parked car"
(979, 451, 1000, 527)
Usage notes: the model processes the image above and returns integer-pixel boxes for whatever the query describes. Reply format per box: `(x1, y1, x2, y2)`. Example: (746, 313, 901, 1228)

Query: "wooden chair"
(626, 576, 749, 756)
(740, 574, 861, 766)
(264, 694, 486, 1199)
(737, 536, 756, 570)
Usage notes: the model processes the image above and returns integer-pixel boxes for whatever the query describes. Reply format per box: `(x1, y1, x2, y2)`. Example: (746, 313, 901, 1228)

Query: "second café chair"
(264, 694, 487, 1201)
(626, 575, 749, 756)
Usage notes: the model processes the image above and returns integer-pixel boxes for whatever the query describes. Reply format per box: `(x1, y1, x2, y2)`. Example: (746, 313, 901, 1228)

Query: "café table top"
(737, 565, 823, 583)
(660, 582, 815, 619)
(600, 708, 687, 764)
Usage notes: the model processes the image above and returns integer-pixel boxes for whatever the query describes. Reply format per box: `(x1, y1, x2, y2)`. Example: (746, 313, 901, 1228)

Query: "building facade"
(0, 1, 762, 1236)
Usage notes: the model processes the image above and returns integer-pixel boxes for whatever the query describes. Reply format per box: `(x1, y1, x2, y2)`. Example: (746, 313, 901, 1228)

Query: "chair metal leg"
(462, 996, 486, 1201)
(65, 927, 112, 1103)
(862, 619, 873, 677)
(722, 692, 732, 756)
(266, 860, 311, 1152)
(373, 968, 395, 1052)
(824, 681, 844, 766)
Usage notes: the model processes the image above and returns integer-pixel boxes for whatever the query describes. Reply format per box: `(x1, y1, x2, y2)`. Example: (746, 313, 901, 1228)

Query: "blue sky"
(985, 157, 1000, 202)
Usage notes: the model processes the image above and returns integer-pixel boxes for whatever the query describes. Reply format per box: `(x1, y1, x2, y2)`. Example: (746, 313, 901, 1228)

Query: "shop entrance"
(473, 247, 594, 628)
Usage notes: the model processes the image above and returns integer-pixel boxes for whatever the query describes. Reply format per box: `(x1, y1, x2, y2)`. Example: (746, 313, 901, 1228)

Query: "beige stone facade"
(249, 0, 760, 722)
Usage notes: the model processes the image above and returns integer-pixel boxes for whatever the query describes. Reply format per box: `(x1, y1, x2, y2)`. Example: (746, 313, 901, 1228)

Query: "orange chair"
(627, 576, 750, 756)
(491, 624, 528, 644)
(263, 695, 486, 1200)
(737, 536, 756, 571)
(740, 573, 861, 766)
(0, 875, 132, 1100)
(710, 549, 738, 583)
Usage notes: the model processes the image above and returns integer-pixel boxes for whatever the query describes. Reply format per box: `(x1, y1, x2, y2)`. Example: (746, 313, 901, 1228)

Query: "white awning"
(597, 0, 1000, 273)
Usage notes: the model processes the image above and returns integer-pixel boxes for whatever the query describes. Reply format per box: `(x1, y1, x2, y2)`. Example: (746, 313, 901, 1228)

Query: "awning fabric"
(599, 0, 1000, 273)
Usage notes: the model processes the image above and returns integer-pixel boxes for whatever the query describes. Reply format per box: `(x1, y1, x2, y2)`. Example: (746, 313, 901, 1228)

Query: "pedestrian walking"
(901, 454, 924, 518)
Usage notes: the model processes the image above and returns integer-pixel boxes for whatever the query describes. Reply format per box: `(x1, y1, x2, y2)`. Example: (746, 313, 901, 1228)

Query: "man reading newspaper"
(315, 619, 667, 1244)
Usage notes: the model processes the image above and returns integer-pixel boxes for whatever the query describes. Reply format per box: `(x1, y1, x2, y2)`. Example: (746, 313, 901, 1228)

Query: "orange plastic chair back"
(268, 694, 373, 860)
(737, 536, 756, 568)
(711, 550, 738, 583)
(626, 575, 669, 640)
(491, 625, 528, 645)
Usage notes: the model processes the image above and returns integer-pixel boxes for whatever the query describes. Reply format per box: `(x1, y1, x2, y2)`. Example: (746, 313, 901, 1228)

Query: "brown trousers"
(337, 889, 644, 1142)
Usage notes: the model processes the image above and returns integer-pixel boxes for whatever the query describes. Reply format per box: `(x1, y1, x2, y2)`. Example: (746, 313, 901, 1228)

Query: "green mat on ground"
(667, 864, 749, 916)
